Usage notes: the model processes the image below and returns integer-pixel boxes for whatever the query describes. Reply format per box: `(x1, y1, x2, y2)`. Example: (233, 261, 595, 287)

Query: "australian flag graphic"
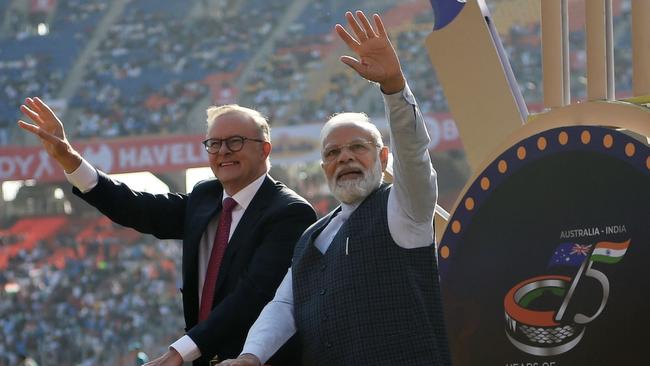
(548, 243, 592, 267)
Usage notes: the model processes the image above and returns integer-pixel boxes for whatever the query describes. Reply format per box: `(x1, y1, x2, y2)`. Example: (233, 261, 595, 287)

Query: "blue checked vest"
(291, 184, 451, 366)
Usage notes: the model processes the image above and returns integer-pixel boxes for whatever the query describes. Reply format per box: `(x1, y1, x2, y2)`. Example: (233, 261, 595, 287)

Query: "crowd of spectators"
(73, 79, 206, 138)
(0, 0, 109, 146)
(373, 14, 449, 116)
(239, 0, 372, 126)
(0, 55, 64, 144)
(0, 234, 25, 247)
(231, 0, 633, 128)
(612, 1, 633, 96)
(238, 1, 454, 126)
(495, 0, 633, 107)
(1, 0, 638, 144)
(71, 0, 290, 139)
(0, 223, 183, 366)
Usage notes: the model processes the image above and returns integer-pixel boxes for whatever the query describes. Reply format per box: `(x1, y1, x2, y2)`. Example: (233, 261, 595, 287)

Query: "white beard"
(328, 157, 383, 204)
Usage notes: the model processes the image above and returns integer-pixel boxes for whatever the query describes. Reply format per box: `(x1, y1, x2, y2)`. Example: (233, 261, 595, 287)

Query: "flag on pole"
(590, 240, 631, 264)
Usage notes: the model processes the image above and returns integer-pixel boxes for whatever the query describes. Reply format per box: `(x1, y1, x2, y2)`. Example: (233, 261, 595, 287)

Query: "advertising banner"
(0, 113, 462, 182)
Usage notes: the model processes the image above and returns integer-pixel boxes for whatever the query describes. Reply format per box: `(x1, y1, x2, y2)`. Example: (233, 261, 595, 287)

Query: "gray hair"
(320, 112, 384, 147)
(206, 104, 271, 142)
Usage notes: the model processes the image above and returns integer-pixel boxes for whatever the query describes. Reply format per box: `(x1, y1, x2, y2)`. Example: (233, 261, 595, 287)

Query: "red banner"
(1, 111, 465, 182)
(423, 111, 464, 152)
(0, 135, 208, 183)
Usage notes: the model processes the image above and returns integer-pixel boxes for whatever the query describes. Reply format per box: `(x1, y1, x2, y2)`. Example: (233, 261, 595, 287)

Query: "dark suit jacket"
(73, 171, 317, 365)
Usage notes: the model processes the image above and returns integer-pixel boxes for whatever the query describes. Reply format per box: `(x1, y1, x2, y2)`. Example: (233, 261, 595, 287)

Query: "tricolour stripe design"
(590, 240, 630, 264)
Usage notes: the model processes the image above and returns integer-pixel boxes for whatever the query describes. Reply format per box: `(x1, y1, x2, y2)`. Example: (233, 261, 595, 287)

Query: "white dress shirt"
(241, 82, 438, 363)
(65, 164, 268, 362)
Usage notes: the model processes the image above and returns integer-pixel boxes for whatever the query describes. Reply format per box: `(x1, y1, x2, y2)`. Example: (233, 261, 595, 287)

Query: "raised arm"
(337, 11, 437, 245)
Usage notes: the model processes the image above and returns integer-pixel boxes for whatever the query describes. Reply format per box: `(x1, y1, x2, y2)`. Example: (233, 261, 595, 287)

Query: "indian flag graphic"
(590, 240, 631, 264)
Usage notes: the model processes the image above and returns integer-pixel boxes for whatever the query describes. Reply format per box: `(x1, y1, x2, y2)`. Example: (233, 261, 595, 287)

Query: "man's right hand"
(17, 97, 82, 173)
(216, 353, 262, 366)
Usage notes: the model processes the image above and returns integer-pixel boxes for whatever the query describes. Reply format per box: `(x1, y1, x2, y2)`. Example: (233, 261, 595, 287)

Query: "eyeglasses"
(321, 140, 380, 164)
(202, 135, 266, 154)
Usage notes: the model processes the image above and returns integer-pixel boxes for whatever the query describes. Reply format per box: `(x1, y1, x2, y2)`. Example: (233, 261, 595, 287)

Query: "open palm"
(336, 11, 404, 93)
(18, 97, 80, 172)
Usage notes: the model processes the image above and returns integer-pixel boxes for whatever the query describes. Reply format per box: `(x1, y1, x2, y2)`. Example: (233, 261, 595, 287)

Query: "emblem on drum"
(504, 240, 631, 356)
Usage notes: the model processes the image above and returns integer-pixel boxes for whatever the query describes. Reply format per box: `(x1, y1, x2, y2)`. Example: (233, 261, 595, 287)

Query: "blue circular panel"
(439, 125, 650, 365)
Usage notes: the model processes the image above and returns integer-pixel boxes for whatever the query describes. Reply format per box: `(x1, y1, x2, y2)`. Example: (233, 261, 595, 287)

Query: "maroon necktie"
(199, 197, 237, 321)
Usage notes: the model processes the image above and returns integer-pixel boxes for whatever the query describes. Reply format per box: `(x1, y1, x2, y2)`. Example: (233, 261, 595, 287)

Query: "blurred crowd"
(0, 226, 182, 366)
(0, 0, 637, 145)
(0, 0, 108, 145)
(72, 0, 290, 138)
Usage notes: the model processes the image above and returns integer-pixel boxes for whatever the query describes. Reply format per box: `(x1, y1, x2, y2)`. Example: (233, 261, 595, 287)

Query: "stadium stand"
(71, 0, 292, 138)
(0, 216, 182, 366)
(0, 1, 638, 364)
(0, 0, 109, 146)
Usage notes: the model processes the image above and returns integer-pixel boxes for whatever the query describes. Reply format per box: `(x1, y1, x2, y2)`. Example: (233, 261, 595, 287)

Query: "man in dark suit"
(18, 102, 317, 365)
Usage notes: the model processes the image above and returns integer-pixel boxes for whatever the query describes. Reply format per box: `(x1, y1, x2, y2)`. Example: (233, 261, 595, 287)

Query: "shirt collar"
(338, 201, 361, 221)
(223, 173, 267, 210)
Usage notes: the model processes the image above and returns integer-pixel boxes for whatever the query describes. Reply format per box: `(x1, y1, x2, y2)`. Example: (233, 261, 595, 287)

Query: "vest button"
(325, 342, 332, 348)
(322, 315, 328, 322)
(320, 288, 327, 295)
(320, 264, 327, 271)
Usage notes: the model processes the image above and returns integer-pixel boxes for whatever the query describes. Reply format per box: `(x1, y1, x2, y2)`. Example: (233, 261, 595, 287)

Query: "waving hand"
(335, 11, 405, 94)
(18, 97, 82, 173)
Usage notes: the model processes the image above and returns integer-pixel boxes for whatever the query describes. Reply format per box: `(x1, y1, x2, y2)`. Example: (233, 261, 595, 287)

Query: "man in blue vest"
(218, 10, 451, 366)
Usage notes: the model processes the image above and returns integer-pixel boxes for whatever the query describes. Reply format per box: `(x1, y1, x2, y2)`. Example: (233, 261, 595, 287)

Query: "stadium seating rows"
(0, 214, 182, 366)
(0, 1, 638, 364)
(0, 0, 636, 145)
